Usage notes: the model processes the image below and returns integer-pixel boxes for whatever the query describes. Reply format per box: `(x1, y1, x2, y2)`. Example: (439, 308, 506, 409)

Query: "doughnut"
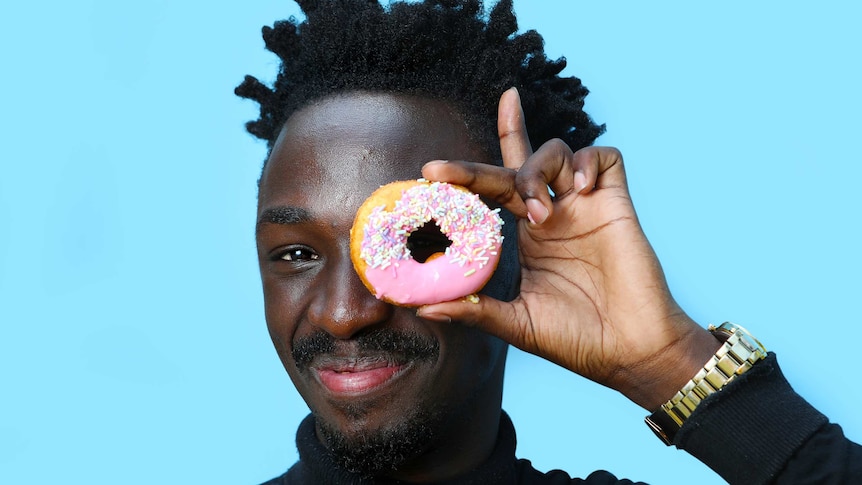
(350, 180, 504, 306)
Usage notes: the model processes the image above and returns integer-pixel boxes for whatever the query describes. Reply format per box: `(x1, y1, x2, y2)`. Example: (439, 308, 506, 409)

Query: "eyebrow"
(256, 206, 312, 233)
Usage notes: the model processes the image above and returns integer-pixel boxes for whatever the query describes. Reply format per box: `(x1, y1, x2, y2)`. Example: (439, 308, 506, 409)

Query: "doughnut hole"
(407, 221, 452, 263)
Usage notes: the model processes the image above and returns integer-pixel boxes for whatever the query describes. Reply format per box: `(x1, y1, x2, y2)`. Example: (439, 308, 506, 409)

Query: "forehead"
(258, 92, 490, 218)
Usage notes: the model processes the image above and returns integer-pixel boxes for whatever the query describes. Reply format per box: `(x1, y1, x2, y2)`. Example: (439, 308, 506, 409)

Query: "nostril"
(406, 220, 452, 263)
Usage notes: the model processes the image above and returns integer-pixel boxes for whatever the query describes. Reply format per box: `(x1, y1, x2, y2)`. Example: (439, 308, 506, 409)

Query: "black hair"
(235, 0, 605, 160)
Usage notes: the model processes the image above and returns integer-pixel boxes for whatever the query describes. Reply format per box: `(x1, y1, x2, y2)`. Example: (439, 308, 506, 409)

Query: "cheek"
(261, 275, 312, 362)
(262, 279, 320, 409)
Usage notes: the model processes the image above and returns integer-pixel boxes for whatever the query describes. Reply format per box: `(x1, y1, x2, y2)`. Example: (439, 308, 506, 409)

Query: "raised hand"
(418, 88, 719, 410)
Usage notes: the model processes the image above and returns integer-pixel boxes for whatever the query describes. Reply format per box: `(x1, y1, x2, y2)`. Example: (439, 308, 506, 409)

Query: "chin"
(314, 402, 444, 477)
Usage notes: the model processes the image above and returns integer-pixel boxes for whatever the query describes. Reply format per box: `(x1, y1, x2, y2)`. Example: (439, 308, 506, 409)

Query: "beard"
(316, 404, 444, 477)
(293, 328, 444, 477)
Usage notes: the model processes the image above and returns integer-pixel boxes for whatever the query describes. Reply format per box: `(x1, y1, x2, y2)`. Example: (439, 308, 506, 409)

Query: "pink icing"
(364, 254, 498, 305)
(359, 181, 504, 305)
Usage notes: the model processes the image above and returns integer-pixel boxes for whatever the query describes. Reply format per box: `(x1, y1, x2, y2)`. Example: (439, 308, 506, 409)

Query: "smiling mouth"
(294, 328, 440, 396)
(313, 356, 411, 395)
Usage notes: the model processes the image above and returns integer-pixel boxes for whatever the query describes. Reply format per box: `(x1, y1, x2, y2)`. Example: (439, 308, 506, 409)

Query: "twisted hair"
(236, 0, 604, 161)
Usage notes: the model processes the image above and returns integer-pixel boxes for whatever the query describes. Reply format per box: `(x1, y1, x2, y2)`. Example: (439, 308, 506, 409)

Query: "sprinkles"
(359, 181, 504, 275)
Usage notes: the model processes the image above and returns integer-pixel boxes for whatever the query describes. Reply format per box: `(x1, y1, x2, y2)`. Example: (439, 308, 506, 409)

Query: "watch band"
(644, 322, 767, 445)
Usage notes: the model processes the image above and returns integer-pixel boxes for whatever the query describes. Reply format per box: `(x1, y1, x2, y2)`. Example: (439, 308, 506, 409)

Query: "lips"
(293, 328, 440, 397)
(313, 356, 408, 395)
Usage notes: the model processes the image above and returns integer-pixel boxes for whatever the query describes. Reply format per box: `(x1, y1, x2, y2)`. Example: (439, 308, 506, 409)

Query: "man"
(237, 0, 861, 482)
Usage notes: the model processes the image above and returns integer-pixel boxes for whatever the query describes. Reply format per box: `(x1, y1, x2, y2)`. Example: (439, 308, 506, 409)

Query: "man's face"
(255, 92, 510, 475)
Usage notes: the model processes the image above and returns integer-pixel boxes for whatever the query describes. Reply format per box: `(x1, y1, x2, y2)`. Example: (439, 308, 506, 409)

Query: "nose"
(307, 255, 393, 339)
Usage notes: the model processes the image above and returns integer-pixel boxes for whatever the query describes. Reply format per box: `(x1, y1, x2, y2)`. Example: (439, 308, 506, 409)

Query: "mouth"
(293, 328, 440, 398)
(312, 355, 411, 396)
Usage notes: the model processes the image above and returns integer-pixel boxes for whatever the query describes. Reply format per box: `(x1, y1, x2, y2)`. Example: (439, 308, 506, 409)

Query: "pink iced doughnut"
(349, 180, 504, 307)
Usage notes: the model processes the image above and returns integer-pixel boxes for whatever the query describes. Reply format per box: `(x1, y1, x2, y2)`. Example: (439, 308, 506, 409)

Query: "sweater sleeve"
(674, 352, 862, 484)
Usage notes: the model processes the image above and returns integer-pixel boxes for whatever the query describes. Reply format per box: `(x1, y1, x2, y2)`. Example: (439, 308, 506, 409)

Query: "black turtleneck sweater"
(262, 354, 861, 484)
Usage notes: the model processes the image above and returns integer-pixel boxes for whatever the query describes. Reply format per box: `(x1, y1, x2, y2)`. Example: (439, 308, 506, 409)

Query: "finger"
(569, 146, 627, 193)
(516, 145, 627, 225)
(498, 88, 533, 171)
(417, 296, 533, 351)
(515, 139, 575, 224)
(422, 160, 527, 218)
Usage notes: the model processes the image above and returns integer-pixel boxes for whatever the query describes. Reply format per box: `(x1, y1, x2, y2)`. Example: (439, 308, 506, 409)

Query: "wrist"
(621, 318, 722, 411)
(644, 322, 768, 445)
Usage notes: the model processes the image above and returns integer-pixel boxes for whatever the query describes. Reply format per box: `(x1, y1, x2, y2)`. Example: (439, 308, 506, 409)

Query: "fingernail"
(424, 160, 449, 167)
(417, 308, 452, 323)
(525, 198, 549, 224)
(574, 170, 588, 193)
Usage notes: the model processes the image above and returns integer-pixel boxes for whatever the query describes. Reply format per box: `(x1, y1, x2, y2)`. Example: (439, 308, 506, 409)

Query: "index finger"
(498, 88, 533, 170)
(422, 160, 528, 218)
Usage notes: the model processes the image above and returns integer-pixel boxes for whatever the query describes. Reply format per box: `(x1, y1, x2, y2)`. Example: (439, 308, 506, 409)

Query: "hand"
(418, 88, 720, 410)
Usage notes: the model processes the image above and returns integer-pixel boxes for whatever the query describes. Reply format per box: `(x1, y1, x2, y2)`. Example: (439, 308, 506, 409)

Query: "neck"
(386, 406, 503, 482)
(384, 349, 507, 482)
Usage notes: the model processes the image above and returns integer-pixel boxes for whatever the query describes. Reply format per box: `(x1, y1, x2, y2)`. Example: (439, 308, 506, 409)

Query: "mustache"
(292, 328, 440, 370)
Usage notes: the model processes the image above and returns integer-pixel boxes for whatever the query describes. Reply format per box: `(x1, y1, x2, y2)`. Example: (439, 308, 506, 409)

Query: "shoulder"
(515, 459, 644, 484)
(258, 462, 305, 485)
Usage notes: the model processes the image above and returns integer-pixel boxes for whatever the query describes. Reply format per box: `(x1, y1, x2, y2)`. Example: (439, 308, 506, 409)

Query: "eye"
(279, 246, 320, 262)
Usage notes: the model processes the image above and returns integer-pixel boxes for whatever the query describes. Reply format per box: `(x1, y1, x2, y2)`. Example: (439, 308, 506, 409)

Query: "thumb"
(417, 296, 527, 348)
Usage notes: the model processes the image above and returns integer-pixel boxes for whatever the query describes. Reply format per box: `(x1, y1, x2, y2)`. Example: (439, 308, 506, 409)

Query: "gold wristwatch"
(644, 322, 767, 445)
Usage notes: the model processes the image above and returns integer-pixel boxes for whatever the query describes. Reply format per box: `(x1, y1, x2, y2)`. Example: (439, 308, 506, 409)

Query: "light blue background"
(2, 1, 860, 483)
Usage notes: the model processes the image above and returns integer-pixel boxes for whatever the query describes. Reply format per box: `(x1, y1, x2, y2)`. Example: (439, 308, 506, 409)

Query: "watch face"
(711, 322, 767, 353)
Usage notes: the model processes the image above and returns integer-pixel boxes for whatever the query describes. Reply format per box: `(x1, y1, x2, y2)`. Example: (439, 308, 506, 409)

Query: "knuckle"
(591, 146, 623, 161)
(501, 177, 522, 203)
(602, 146, 623, 162)
(540, 138, 572, 161)
(498, 126, 522, 140)
(514, 172, 545, 200)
